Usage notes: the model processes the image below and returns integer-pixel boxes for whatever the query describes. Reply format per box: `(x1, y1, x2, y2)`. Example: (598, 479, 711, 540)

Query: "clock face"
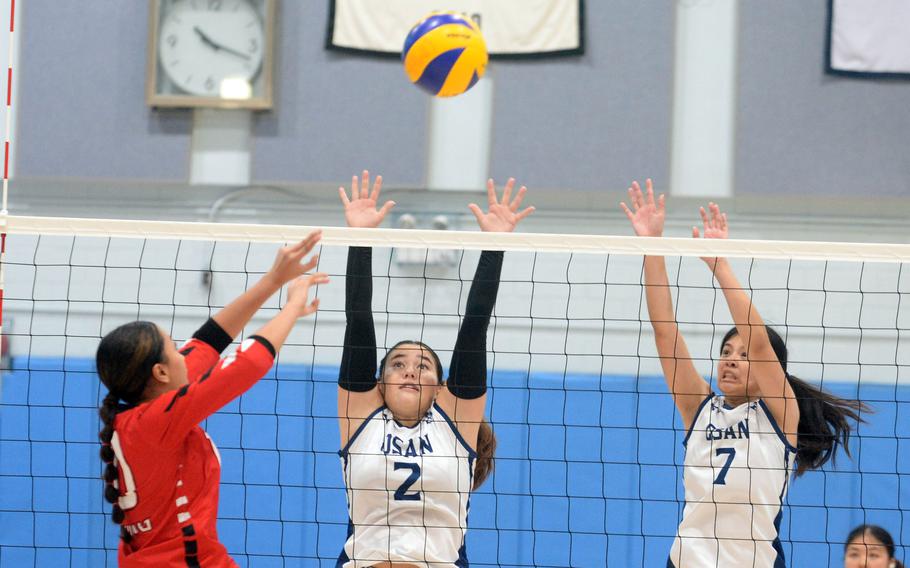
(158, 0, 265, 98)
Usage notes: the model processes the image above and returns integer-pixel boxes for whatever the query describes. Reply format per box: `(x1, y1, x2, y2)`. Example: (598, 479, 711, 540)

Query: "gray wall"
(11, 1, 910, 195)
(736, 0, 910, 197)
(15, 2, 193, 180)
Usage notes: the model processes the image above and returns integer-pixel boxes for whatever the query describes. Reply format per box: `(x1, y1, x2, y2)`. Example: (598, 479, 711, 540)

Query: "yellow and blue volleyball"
(402, 12, 488, 98)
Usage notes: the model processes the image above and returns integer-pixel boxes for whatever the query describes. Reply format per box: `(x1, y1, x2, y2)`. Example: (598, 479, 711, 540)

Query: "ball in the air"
(402, 12, 488, 98)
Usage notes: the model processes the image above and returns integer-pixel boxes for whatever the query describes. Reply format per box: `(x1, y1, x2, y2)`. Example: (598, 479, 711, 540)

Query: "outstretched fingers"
(369, 174, 383, 202)
(338, 185, 351, 206)
(299, 272, 330, 316)
(300, 253, 320, 273)
(286, 231, 322, 261)
(515, 205, 536, 222)
(378, 199, 396, 219)
(699, 206, 711, 231)
(509, 185, 528, 212)
(500, 178, 515, 205)
(468, 203, 485, 225)
(485, 178, 497, 207)
(620, 201, 635, 222)
(359, 170, 370, 200)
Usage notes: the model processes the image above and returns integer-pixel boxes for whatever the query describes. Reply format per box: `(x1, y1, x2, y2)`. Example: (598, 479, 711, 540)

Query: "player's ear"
(150, 362, 170, 384)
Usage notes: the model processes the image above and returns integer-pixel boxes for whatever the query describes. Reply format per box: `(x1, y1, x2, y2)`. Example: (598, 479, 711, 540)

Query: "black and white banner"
(827, 0, 910, 78)
(327, 0, 584, 58)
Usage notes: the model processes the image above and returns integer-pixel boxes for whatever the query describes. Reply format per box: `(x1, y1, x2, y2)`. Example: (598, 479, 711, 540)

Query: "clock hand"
(212, 43, 251, 61)
(193, 26, 220, 50)
(193, 25, 251, 61)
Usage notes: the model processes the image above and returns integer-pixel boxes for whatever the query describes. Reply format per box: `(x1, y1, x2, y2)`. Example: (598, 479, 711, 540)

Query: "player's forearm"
(448, 251, 503, 399)
(713, 260, 760, 327)
(643, 256, 679, 339)
(713, 260, 776, 358)
(212, 276, 282, 339)
(251, 304, 300, 354)
(345, 247, 373, 322)
(339, 246, 378, 392)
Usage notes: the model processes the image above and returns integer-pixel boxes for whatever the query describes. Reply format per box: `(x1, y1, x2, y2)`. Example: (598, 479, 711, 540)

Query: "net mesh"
(0, 220, 908, 567)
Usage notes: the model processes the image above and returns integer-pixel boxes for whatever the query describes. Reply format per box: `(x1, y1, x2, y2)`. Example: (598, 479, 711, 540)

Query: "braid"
(98, 393, 131, 542)
(96, 320, 165, 543)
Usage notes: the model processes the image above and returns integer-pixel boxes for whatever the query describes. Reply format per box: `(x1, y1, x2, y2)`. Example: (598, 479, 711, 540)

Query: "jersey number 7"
(713, 447, 736, 485)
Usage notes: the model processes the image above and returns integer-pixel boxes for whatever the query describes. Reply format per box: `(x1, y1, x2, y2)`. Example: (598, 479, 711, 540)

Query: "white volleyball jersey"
(337, 403, 476, 568)
(669, 394, 796, 568)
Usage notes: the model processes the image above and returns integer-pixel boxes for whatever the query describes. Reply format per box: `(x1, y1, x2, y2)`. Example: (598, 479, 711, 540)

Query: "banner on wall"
(327, 0, 584, 58)
(827, 0, 910, 78)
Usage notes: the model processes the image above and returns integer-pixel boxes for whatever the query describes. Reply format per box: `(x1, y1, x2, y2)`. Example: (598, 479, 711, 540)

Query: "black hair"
(96, 321, 166, 542)
(721, 326, 870, 477)
(846, 525, 902, 566)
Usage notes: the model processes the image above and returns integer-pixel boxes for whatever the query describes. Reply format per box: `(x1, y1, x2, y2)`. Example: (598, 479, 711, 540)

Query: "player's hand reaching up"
(620, 179, 665, 238)
(693, 202, 728, 240)
(263, 230, 322, 288)
(339, 170, 396, 228)
(469, 178, 535, 233)
(285, 272, 330, 318)
(693, 202, 728, 270)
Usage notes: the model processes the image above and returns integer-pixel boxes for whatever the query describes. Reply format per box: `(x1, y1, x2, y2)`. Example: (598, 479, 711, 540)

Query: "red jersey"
(110, 335, 275, 567)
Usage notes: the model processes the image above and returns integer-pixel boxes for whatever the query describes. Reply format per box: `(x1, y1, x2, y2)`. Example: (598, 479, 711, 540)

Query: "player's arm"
(697, 203, 799, 446)
(337, 171, 393, 446)
(621, 180, 711, 427)
(141, 272, 328, 447)
(180, 231, 323, 382)
(437, 178, 534, 445)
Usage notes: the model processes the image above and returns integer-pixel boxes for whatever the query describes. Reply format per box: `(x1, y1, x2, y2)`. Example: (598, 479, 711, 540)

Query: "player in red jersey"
(96, 232, 327, 567)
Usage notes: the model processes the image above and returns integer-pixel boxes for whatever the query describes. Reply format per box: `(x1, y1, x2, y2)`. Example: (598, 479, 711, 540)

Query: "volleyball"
(402, 11, 488, 98)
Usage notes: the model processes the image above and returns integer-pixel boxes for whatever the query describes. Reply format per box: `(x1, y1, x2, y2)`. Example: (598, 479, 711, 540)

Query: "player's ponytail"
(788, 373, 869, 476)
(96, 321, 165, 541)
(722, 326, 870, 477)
(472, 418, 496, 490)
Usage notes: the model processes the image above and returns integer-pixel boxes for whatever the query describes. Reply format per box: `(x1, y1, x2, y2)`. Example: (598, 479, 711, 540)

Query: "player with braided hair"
(97, 232, 327, 567)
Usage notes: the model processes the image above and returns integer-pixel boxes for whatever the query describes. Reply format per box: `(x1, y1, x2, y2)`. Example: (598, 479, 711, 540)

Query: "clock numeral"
(208, 0, 223, 10)
(205, 76, 215, 91)
(248, 38, 259, 54)
(167, 34, 178, 48)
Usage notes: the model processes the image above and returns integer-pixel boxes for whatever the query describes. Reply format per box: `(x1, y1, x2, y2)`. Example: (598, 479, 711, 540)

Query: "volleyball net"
(0, 215, 908, 567)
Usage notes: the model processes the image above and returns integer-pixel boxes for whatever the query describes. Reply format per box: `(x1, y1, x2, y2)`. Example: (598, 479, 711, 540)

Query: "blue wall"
(1, 358, 907, 567)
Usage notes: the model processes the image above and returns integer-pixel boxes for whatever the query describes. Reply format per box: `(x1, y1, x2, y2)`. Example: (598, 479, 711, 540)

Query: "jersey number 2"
(394, 462, 421, 501)
(713, 447, 736, 485)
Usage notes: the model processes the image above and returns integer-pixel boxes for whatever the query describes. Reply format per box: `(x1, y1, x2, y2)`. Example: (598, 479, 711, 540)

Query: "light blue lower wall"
(1, 358, 907, 567)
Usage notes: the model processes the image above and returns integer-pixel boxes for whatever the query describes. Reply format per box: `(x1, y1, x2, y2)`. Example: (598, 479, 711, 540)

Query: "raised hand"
(693, 202, 728, 240)
(693, 202, 728, 270)
(264, 230, 322, 288)
(620, 179, 665, 237)
(286, 272, 330, 318)
(468, 178, 535, 233)
(338, 170, 396, 228)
